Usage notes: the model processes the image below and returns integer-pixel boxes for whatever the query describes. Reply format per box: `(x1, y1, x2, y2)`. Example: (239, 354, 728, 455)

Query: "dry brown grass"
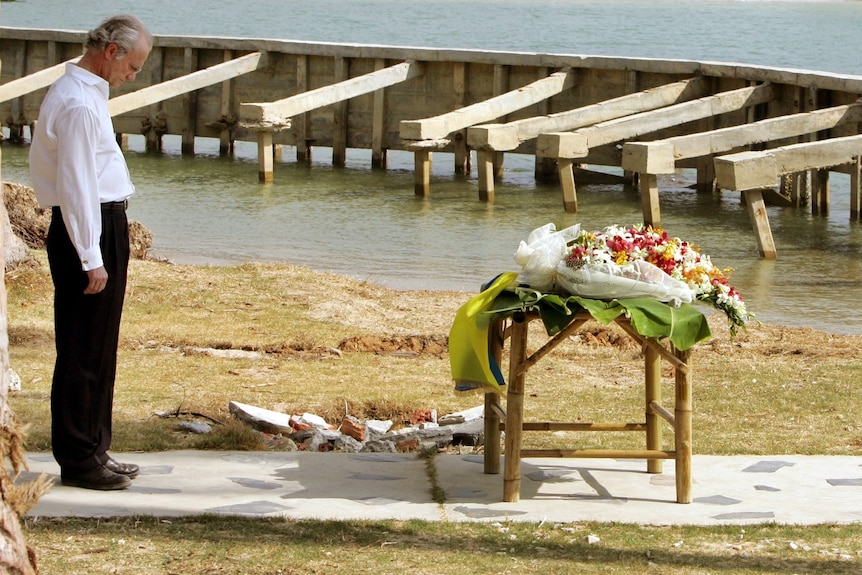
(6, 250, 862, 456)
(20, 517, 862, 575)
(7, 251, 862, 575)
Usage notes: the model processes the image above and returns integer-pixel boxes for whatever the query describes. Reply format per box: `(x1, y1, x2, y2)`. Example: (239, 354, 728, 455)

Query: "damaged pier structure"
(2, 27, 861, 257)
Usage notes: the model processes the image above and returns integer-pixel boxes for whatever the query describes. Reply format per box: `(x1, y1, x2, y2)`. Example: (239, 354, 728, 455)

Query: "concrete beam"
(743, 189, 778, 259)
(108, 51, 265, 117)
(0, 57, 79, 103)
(399, 68, 575, 141)
(714, 151, 778, 190)
(468, 77, 708, 152)
(240, 60, 424, 130)
(537, 83, 774, 159)
(715, 134, 862, 190)
(621, 142, 676, 174)
(622, 101, 862, 172)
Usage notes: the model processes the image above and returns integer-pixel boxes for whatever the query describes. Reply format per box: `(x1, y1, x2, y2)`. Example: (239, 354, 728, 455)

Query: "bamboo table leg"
(644, 346, 663, 474)
(503, 312, 529, 502)
(484, 392, 501, 475)
(484, 318, 505, 475)
(674, 348, 693, 503)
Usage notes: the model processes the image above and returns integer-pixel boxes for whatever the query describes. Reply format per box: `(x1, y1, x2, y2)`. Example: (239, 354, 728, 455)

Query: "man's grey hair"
(84, 14, 152, 59)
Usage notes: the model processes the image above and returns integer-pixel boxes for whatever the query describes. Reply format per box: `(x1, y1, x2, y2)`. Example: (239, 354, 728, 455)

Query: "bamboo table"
(482, 309, 693, 504)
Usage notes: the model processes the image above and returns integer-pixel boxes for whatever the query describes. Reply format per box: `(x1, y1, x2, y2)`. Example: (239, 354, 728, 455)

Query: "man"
(29, 15, 153, 490)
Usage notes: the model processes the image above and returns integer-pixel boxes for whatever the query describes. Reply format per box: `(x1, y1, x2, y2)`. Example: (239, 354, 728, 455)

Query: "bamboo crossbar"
(501, 320, 513, 342)
(649, 400, 675, 426)
(520, 448, 675, 459)
(518, 314, 591, 376)
(516, 422, 647, 432)
(614, 319, 689, 373)
(489, 401, 507, 420)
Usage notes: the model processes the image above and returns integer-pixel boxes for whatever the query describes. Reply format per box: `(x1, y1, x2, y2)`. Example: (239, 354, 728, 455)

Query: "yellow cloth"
(448, 272, 519, 393)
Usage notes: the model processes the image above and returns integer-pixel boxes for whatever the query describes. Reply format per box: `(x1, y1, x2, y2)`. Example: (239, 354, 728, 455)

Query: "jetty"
(2, 27, 861, 257)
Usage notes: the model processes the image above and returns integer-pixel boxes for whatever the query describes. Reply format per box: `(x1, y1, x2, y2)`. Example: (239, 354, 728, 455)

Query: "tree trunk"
(0, 148, 46, 575)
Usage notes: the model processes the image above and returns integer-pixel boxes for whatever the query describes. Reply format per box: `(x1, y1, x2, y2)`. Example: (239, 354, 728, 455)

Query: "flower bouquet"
(514, 223, 752, 334)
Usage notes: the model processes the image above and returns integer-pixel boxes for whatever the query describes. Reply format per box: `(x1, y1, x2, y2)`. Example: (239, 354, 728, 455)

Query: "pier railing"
(2, 27, 861, 256)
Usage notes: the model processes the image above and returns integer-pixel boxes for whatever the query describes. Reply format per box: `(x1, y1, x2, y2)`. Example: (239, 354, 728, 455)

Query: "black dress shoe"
(61, 465, 131, 490)
(106, 457, 140, 478)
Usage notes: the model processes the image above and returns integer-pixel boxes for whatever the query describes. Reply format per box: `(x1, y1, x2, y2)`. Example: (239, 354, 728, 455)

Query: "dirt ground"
(300, 267, 862, 376)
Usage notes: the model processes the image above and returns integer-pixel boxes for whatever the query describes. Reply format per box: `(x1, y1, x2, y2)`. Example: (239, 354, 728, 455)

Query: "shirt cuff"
(79, 247, 104, 271)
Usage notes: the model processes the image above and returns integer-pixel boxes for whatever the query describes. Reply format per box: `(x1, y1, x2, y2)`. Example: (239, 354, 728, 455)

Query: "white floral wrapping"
(555, 260, 694, 304)
(513, 223, 581, 292)
(511, 222, 752, 334)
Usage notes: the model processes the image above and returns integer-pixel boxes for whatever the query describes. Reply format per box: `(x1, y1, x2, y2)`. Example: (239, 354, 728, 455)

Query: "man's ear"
(104, 43, 120, 60)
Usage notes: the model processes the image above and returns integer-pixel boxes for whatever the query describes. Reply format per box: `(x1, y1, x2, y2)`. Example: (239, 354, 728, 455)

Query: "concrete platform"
(18, 451, 862, 525)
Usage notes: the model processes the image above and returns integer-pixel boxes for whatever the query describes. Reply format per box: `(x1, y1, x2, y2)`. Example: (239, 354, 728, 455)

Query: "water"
(2, 0, 862, 334)
(4, 0, 862, 75)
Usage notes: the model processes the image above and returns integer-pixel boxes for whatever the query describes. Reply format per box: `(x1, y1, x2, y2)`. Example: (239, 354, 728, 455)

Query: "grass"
(8, 253, 862, 456)
(6, 250, 862, 574)
(21, 517, 862, 575)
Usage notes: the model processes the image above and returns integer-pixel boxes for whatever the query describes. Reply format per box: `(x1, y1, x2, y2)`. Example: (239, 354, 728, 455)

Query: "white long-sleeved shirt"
(29, 63, 135, 271)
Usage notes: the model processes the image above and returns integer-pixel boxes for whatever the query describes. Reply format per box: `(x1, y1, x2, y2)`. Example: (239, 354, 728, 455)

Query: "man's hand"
(84, 266, 108, 294)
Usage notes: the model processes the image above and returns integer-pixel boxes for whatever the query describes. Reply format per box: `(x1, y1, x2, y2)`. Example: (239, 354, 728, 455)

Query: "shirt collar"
(66, 61, 109, 98)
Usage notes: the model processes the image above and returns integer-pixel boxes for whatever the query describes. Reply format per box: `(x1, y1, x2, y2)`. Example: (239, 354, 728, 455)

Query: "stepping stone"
(695, 495, 742, 505)
(712, 511, 775, 520)
(827, 478, 862, 486)
(228, 477, 282, 490)
(205, 500, 293, 515)
(742, 460, 795, 473)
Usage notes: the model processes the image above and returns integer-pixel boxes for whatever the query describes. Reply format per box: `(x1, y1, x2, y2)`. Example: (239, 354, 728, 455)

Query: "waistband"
(51, 200, 128, 215)
(101, 199, 129, 212)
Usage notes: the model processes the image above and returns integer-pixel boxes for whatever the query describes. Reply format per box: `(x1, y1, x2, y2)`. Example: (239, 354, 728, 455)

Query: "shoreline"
(6, 180, 862, 338)
(7, 247, 862, 458)
(140, 255, 862, 343)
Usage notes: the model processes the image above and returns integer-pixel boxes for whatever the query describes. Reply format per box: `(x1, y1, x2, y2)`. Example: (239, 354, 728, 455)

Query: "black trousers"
(47, 204, 129, 474)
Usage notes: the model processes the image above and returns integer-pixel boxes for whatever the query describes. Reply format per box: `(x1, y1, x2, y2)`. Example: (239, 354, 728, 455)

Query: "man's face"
(103, 36, 151, 88)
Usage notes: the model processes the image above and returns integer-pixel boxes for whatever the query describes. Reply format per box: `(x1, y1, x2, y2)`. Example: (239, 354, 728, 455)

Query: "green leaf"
(572, 297, 625, 324)
(618, 298, 711, 350)
(479, 289, 712, 351)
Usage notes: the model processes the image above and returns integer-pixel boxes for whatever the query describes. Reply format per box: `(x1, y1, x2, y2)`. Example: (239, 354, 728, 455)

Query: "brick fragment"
(341, 416, 367, 442)
(396, 437, 419, 452)
(410, 409, 436, 425)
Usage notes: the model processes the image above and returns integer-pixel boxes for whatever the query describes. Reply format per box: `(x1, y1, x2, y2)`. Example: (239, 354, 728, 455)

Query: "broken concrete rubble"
(290, 412, 334, 431)
(177, 421, 212, 434)
(228, 401, 293, 435)
(365, 419, 393, 436)
(225, 400, 495, 454)
(438, 404, 484, 425)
